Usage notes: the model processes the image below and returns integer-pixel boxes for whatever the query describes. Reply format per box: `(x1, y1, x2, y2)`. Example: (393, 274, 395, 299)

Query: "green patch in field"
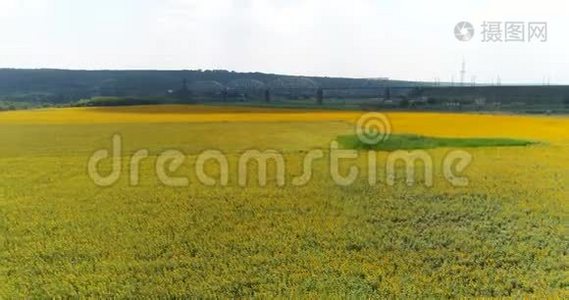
(337, 134, 536, 151)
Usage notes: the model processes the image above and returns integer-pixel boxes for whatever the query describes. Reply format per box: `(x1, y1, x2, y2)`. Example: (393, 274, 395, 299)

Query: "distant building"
(474, 97, 487, 106)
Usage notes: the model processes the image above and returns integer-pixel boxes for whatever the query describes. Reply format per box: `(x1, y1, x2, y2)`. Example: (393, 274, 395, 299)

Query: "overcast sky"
(0, 0, 568, 84)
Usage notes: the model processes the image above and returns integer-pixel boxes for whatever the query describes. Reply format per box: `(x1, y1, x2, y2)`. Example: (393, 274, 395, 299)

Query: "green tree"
(563, 96, 569, 107)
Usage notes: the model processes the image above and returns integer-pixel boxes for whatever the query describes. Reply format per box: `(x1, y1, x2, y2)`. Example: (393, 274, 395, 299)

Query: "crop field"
(0, 105, 568, 297)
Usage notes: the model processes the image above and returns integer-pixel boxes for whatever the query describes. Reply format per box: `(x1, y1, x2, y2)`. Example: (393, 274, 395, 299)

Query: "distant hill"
(0, 69, 417, 105)
(421, 86, 569, 104)
(1, 69, 568, 114)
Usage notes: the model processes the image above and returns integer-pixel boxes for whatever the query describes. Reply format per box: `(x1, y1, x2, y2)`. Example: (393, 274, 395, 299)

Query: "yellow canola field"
(1, 104, 568, 298)
(1, 105, 568, 143)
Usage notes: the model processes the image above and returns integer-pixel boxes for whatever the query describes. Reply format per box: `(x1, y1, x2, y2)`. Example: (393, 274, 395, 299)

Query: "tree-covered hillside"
(0, 69, 408, 105)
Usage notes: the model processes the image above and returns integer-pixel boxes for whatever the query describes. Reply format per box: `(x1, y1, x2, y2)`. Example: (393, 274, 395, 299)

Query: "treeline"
(420, 86, 569, 105)
(0, 69, 410, 106)
(3, 68, 568, 112)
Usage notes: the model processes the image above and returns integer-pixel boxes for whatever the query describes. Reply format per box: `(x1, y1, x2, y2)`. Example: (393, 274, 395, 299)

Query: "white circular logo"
(454, 21, 474, 42)
(356, 113, 392, 145)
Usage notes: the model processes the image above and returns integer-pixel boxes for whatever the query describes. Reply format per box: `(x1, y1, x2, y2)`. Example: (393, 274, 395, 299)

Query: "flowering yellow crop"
(2, 105, 568, 143)
(0, 105, 567, 298)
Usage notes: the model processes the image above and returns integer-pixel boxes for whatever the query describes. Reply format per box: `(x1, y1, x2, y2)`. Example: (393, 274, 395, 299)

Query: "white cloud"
(1, 0, 568, 83)
(0, 0, 50, 18)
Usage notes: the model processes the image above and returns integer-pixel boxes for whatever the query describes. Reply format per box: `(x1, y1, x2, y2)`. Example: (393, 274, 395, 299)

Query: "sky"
(0, 0, 568, 84)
